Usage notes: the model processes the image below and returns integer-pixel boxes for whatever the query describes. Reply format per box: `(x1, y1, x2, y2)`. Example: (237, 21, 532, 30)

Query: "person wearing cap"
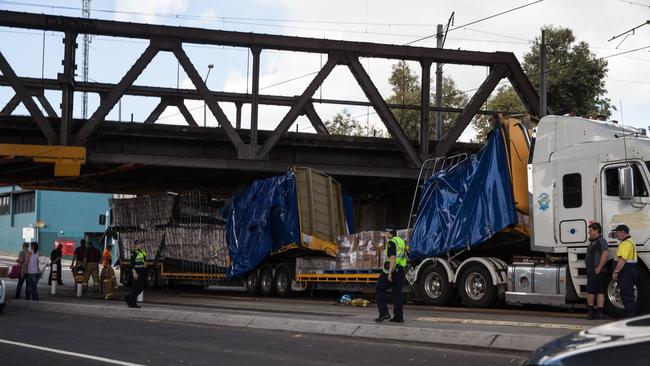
(375, 229, 407, 323)
(585, 222, 608, 319)
(612, 224, 638, 317)
(125, 240, 147, 308)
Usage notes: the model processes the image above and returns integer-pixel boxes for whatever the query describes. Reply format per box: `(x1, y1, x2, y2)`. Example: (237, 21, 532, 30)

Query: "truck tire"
(605, 278, 629, 318)
(458, 264, 497, 308)
(146, 269, 156, 288)
(245, 270, 260, 295)
(274, 266, 292, 298)
(260, 265, 275, 296)
(637, 268, 650, 315)
(418, 264, 455, 306)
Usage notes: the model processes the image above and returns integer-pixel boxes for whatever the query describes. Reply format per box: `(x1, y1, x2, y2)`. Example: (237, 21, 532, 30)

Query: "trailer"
(110, 115, 650, 317)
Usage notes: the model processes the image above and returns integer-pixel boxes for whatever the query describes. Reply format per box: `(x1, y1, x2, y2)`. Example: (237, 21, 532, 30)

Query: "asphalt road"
(0, 307, 527, 366)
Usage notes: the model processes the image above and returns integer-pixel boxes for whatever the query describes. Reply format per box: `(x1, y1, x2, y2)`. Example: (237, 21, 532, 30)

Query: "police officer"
(375, 229, 407, 323)
(611, 224, 638, 318)
(125, 240, 146, 308)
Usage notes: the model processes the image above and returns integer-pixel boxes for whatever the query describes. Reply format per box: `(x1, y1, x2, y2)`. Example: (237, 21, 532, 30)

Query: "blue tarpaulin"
(409, 127, 517, 259)
(222, 171, 301, 279)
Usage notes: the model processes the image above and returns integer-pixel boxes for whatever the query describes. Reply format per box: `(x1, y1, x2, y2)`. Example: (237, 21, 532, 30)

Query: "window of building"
(0, 195, 9, 215)
(563, 173, 582, 208)
(605, 164, 648, 197)
(13, 192, 35, 214)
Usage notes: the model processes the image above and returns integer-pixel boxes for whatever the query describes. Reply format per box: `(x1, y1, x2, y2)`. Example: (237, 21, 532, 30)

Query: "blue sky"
(1, 0, 649, 139)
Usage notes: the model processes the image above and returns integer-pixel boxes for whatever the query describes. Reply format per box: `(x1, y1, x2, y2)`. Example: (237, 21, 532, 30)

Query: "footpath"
(0, 253, 601, 353)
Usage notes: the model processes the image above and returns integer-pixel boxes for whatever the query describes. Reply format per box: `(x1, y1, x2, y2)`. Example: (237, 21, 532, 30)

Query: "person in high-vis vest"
(125, 240, 146, 308)
(375, 229, 407, 322)
(612, 224, 638, 318)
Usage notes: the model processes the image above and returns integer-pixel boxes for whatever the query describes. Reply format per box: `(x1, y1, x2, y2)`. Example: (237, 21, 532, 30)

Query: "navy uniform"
(125, 241, 146, 308)
(375, 229, 407, 322)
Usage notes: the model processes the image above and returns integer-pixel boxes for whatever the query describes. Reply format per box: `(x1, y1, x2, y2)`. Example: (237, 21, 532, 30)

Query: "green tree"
(473, 85, 526, 141)
(523, 26, 612, 117)
(325, 110, 383, 137)
(386, 61, 469, 140)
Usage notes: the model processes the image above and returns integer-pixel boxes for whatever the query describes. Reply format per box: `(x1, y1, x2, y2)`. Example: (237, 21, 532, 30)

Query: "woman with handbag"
(14, 242, 29, 299)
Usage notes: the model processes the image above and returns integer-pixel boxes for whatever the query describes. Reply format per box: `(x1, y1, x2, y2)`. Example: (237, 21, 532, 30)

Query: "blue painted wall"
(0, 188, 110, 256)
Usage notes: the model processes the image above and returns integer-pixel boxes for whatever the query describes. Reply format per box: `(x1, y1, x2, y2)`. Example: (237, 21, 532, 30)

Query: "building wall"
(0, 212, 36, 254)
(0, 187, 110, 256)
(38, 191, 111, 255)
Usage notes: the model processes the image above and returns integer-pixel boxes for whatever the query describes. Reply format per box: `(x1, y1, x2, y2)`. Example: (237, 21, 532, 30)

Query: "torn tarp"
(409, 127, 517, 259)
(222, 171, 301, 279)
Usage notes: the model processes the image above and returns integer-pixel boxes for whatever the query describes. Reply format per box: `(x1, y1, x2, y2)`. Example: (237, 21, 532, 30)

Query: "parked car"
(0, 279, 6, 312)
(526, 314, 650, 365)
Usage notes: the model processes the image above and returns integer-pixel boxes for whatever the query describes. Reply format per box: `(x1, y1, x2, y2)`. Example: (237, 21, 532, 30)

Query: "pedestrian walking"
(612, 224, 638, 318)
(48, 243, 64, 286)
(83, 241, 101, 292)
(25, 242, 44, 301)
(375, 229, 407, 323)
(585, 222, 608, 319)
(125, 240, 146, 308)
(14, 242, 29, 299)
(101, 244, 117, 300)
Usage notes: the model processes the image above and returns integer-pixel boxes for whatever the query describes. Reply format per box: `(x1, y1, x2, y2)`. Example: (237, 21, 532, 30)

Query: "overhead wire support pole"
(250, 47, 261, 150)
(435, 24, 444, 141)
(539, 29, 547, 117)
(419, 59, 431, 156)
(81, 0, 91, 120)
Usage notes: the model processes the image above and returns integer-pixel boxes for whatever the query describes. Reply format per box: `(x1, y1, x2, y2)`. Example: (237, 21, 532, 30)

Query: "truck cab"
(529, 115, 650, 313)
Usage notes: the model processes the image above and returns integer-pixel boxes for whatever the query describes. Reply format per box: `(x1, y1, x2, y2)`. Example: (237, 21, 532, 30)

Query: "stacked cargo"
(111, 192, 229, 273)
(336, 229, 412, 271)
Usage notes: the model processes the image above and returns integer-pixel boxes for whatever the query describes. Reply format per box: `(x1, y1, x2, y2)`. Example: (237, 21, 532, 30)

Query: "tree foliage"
(472, 26, 612, 142)
(325, 110, 383, 137)
(386, 61, 469, 140)
(523, 26, 612, 117)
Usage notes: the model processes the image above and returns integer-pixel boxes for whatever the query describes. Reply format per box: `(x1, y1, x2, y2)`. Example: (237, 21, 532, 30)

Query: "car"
(526, 314, 650, 365)
(0, 279, 6, 313)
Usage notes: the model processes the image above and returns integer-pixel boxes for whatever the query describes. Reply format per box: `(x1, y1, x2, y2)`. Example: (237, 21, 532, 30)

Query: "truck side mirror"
(619, 166, 634, 200)
(99, 214, 106, 225)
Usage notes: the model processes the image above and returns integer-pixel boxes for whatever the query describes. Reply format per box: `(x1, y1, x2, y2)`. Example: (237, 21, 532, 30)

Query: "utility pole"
(539, 29, 547, 117)
(434, 24, 444, 140)
(81, 0, 91, 119)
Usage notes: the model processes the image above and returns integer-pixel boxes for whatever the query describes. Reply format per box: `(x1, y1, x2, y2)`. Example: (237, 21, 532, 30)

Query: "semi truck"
(407, 115, 650, 317)
(110, 115, 650, 317)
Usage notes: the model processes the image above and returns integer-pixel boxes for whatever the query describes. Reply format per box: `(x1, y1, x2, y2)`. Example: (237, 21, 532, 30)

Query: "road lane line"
(0, 338, 146, 366)
(415, 317, 588, 330)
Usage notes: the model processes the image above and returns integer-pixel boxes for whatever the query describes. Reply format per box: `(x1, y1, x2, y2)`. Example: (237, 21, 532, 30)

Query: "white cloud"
(114, 0, 188, 24)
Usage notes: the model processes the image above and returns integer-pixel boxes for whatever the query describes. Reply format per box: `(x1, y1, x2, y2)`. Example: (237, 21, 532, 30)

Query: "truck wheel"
(418, 264, 455, 306)
(637, 268, 650, 315)
(274, 266, 292, 298)
(458, 264, 496, 307)
(260, 266, 275, 296)
(245, 270, 260, 295)
(605, 278, 629, 318)
(146, 269, 156, 288)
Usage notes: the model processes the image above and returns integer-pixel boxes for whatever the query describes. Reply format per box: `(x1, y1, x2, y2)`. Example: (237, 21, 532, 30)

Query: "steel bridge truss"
(0, 10, 540, 168)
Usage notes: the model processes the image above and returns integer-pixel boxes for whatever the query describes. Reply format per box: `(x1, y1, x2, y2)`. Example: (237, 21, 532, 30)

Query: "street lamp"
(203, 64, 214, 127)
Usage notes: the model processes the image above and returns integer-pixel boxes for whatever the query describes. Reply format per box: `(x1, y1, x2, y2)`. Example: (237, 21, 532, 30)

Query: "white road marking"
(415, 317, 588, 330)
(0, 338, 146, 366)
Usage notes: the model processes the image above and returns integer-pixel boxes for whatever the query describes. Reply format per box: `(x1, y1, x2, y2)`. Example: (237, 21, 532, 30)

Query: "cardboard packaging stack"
(336, 229, 413, 271)
(296, 257, 337, 274)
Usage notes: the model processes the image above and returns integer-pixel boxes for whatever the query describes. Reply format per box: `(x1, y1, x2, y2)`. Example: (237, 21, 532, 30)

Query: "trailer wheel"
(245, 270, 260, 295)
(274, 266, 292, 298)
(458, 264, 496, 307)
(418, 264, 455, 306)
(260, 265, 275, 296)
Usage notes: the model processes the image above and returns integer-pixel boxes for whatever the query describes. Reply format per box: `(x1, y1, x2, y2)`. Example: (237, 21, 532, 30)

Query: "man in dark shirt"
(375, 229, 407, 322)
(585, 222, 609, 319)
(48, 243, 64, 286)
(70, 239, 87, 287)
(83, 241, 101, 293)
